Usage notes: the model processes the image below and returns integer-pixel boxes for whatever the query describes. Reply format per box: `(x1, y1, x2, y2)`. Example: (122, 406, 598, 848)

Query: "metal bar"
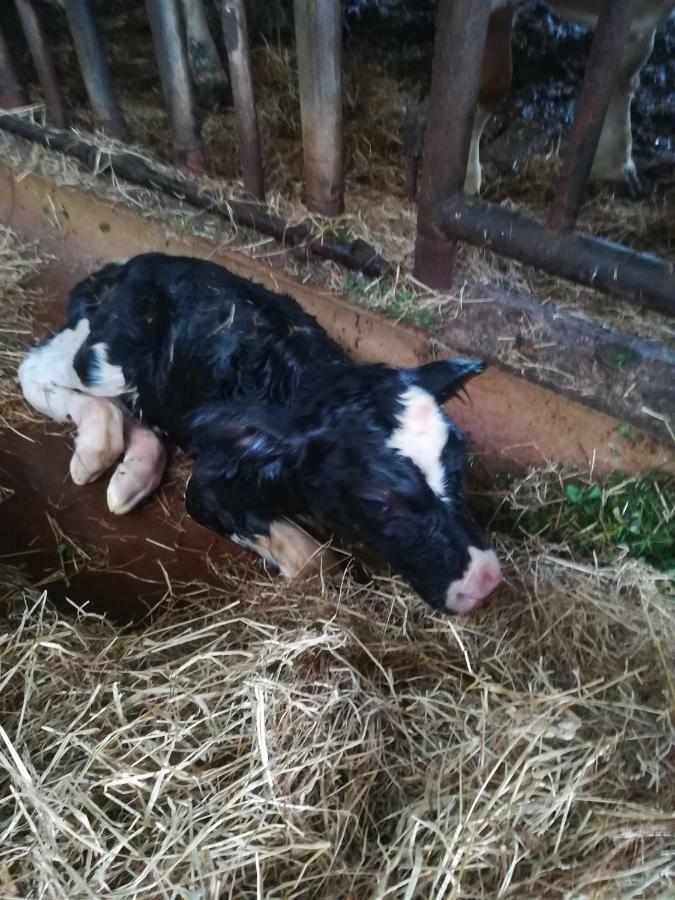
(548, 0, 635, 232)
(436, 195, 675, 316)
(293, 0, 344, 216)
(0, 23, 26, 109)
(63, 0, 128, 140)
(145, 0, 204, 171)
(402, 94, 425, 199)
(413, 0, 491, 289)
(219, 0, 265, 200)
(14, 0, 68, 127)
(405, 157, 419, 200)
(0, 114, 387, 276)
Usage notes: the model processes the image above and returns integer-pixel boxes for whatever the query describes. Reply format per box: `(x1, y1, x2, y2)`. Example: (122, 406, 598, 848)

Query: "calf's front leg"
(185, 463, 340, 579)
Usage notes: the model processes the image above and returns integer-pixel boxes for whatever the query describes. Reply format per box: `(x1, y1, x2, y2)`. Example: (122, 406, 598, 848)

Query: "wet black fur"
(65, 253, 487, 610)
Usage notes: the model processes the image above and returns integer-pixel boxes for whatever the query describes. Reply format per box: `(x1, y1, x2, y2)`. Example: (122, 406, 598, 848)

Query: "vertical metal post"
(63, 0, 128, 140)
(0, 23, 26, 109)
(219, 0, 265, 200)
(14, 0, 68, 127)
(413, 0, 491, 289)
(548, 0, 635, 232)
(293, 0, 344, 216)
(145, 0, 204, 171)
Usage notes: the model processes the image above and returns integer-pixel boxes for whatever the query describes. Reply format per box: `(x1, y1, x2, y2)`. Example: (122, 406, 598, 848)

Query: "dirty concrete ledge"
(0, 163, 672, 478)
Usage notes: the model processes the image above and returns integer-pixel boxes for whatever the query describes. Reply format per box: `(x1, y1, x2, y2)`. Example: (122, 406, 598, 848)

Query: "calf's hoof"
(107, 420, 167, 515)
(463, 162, 482, 197)
(590, 154, 639, 191)
(70, 399, 125, 486)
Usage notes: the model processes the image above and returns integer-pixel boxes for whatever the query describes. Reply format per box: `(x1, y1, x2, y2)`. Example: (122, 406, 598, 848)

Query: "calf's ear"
(412, 359, 485, 404)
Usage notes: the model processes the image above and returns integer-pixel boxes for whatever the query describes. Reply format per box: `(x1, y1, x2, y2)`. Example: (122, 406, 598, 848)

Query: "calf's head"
(188, 359, 502, 614)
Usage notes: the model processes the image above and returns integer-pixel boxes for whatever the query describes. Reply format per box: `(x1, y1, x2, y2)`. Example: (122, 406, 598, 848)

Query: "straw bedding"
(0, 231, 673, 898)
(1, 551, 672, 899)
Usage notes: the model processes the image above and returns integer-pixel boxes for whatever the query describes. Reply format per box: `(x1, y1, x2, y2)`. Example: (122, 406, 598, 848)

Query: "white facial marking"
(388, 387, 448, 498)
(85, 342, 127, 396)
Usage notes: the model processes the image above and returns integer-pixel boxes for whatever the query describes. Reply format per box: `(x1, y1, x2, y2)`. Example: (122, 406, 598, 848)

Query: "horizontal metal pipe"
(436, 196, 675, 316)
(0, 114, 387, 277)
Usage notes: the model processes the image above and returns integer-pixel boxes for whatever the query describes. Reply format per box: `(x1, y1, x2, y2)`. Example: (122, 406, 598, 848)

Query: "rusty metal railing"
(413, 0, 675, 315)
(63, 0, 128, 140)
(0, 0, 673, 316)
(13, 0, 68, 128)
(1, 0, 345, 213)
(219, 0, 265, 201)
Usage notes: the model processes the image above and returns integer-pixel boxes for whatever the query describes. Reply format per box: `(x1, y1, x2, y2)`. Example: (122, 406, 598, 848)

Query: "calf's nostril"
(445, 549, 502, 613)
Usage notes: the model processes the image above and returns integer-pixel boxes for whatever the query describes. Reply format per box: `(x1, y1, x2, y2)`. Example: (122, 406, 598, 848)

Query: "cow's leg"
(590, 27, 655, 186)
(465, 3, 514, 195)
(180, 0, 230, 106)
(185, 464, 341, 579)
(107, 418, 167, 515)
(465, 107, 493, 197)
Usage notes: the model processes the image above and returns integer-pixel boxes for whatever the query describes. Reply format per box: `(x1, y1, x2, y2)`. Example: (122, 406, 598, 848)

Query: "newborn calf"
(19, 253, 502, 614)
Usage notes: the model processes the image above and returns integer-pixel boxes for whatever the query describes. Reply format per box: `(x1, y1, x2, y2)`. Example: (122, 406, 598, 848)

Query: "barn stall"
(0, 1, 673, 897)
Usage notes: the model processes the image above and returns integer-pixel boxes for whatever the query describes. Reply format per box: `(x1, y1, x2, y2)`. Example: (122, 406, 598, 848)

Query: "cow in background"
(406, 0, 675, 194)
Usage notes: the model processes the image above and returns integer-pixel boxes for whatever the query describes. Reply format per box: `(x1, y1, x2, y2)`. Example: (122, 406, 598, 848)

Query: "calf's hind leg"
(107, 418, 167, 515)
(20, 332, 165, 507)
(19, 331, 125, 485)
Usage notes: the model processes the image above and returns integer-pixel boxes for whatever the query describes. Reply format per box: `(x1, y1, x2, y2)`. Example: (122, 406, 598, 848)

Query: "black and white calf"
(19, 254, 502, 614)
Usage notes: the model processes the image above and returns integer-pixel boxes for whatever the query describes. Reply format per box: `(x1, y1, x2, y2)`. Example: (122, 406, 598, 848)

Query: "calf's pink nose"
(445, 547, 502, 614)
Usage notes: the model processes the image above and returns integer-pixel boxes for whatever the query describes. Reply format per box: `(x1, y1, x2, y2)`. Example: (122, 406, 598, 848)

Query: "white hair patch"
(18, 319, 90, 419)
(85, 342, 128, 396)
